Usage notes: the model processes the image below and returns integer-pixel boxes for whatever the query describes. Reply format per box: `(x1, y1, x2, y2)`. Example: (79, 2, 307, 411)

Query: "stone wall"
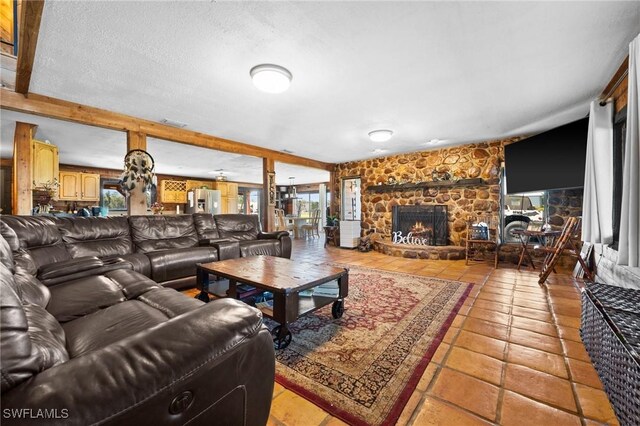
(547, 188, 584, 227)
(334, 140, 517, 245)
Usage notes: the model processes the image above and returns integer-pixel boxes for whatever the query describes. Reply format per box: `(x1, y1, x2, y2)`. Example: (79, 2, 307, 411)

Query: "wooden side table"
(513, 229, 561, 270)
(323, 226, 339, 248)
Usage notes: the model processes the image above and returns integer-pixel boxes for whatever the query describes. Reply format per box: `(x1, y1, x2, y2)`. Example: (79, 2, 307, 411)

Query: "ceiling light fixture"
(250, 64, 292, 94)
(159, 118, 188, 128)
(368, 129, 394, 143)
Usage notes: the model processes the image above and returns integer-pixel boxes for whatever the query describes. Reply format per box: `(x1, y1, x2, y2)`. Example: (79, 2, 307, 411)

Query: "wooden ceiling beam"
(15, 0, 45, 94)
(0, 90, 334, 171)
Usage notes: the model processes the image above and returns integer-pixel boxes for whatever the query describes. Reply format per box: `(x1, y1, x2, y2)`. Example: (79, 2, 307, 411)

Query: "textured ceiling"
(0, 110, 329, 184)
(5, 2, 640, 167)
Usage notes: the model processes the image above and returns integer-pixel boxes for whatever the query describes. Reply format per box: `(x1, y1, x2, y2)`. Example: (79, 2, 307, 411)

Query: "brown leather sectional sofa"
(1, 213, 291, 289)
(0, 213, 288, 425)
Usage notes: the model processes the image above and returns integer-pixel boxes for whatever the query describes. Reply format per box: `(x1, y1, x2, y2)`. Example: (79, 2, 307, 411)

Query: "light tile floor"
(195, 237, 620, 425)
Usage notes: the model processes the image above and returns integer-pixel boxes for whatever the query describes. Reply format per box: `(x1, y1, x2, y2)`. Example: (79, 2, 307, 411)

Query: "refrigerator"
(186, 189, 222, 214)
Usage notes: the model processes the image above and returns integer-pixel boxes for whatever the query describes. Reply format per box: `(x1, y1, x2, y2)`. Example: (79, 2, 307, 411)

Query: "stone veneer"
(334, 140, 514, 246)
(334, 139, 585, 267)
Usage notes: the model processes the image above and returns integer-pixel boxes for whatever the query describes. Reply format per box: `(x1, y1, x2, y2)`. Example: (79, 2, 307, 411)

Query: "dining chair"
(301, 209, 321, 239)
(274, 209, 293, 234)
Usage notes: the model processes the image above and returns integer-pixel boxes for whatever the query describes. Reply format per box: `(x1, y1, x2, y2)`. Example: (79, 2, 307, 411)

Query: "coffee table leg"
(271, 325, 292, 350)
(332, 300, 344, 319)
(195, 267, 210, 303)
(228, 279, 238, 299)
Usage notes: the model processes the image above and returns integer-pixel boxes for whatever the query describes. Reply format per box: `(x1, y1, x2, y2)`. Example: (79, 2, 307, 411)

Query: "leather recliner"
(0, 222, 275, 425)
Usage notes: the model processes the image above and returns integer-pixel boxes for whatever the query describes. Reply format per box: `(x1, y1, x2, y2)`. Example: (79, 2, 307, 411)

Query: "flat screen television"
(504, 117, 588, 194)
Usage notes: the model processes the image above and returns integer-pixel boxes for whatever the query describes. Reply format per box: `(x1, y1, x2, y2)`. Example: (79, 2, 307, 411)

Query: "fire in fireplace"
(392, 205, 448, 246)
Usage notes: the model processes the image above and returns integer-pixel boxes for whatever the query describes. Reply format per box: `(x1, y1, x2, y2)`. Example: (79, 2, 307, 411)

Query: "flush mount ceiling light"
(368, 129, 394, 143)
(250, 64, 292, 94)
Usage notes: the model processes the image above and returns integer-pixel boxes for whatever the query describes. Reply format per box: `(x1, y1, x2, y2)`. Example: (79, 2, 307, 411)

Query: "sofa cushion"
(23, 304, 69, 369)
(214, 214, 261, 241)
(14, 272, 51, 308)
(0, 268, 67, 389)
(146, 246, 218, 283)
(62, 300, 170, 358)
(0, 278, 38, 392)
(47, 275, 128, 323)
(57, 216, 134, 258)
(193, 213, 221, 241)
(239, 240, 281, 257)
(129, 215, 199, 253)
(105, 253, 152, 278)
(1, 216, 71, 269)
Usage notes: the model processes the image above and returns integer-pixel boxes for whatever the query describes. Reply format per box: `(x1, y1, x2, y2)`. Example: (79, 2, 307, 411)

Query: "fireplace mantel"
(365, 178, 485, 192)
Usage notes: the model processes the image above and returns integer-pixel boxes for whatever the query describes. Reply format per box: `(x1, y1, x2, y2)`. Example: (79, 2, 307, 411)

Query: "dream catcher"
(119, 149, 156, 195)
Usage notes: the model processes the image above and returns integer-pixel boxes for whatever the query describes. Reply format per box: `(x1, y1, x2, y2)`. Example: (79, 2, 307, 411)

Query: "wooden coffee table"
(196, 256, 348, 349)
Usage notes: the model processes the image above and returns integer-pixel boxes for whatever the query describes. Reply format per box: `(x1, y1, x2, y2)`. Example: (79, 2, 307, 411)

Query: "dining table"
(285, 216, 310, 238)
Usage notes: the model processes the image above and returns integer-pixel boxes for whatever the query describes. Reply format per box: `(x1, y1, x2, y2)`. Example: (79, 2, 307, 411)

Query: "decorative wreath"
(119, 149, 156, 194)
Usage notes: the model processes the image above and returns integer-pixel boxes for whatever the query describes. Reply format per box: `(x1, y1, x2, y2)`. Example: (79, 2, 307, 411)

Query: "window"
(296, 192, 320, 218)
(503, 191, 547, 243)
(101, 181, 126, 210)
(100, 179, 152, 212)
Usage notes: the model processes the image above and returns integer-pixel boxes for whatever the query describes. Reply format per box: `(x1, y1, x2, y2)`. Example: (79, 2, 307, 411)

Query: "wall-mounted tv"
(504, 117, 588, 194)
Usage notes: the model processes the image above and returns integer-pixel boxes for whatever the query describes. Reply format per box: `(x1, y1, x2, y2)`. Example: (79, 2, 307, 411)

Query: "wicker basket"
(581, 282, 640, 425)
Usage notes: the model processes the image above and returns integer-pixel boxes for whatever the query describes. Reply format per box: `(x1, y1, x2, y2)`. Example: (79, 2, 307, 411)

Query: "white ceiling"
(0, 110, 329, 184)
(2, 2, 639, 167)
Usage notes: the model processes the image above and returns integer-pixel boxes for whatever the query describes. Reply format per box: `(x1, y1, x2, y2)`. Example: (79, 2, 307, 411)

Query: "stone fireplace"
(392, 205, 448, 246)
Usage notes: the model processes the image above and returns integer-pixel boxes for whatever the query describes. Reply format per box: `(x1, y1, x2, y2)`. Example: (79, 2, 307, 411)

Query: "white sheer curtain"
(582, 101, 613, 244)
(618, 34, 640, 267)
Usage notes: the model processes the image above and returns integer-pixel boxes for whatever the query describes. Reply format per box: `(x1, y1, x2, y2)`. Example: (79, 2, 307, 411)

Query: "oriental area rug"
(271, 266, 472, 426)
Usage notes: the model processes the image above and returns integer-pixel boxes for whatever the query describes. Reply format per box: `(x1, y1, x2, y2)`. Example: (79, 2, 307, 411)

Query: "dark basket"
(470, 225, 488, 240)
(581, 283, 640, 425)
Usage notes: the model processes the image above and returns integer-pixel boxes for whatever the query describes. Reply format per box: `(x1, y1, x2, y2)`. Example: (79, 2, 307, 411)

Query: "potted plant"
(326, 215, 339, 227)
(33, 178, 60, 213)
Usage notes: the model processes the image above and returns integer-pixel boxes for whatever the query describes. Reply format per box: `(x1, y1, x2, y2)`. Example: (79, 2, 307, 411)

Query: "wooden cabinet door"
(59, 172, 79, 200)
(226, 183, 238, 198)
(32, 140, 59, 187)
(81, 173, 100, 201)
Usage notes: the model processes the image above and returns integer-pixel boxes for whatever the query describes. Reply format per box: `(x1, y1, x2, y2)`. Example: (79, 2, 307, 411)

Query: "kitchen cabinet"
(160, 179, 187, 203)
(58, 172, 100, 201)
(211, 182, 238, 214)
(32, 140, 59, 188)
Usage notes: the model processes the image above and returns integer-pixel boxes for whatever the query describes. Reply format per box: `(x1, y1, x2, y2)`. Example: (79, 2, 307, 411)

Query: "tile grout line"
(493, 269, 515, 426)
(545, 278, 589, 425)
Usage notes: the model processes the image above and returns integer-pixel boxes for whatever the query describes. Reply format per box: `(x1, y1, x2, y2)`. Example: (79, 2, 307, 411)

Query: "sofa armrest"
(209, 240, 240, 261)
(39, 258, 133, 287)
(38, 257, 103, 280)
(258, 231, 290, 240)
(1, 299, 275, 426)
(198, 237, 231, 246)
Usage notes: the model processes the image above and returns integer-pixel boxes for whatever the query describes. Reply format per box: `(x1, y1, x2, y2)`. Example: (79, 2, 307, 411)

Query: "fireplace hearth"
(392, 205, 448, 246)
